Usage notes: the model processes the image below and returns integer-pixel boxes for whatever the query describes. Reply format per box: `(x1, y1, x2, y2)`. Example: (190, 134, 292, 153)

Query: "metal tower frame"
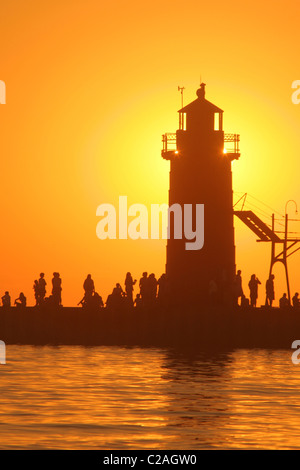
(234, 208, 300, 304)
(267, 213, 300, 303)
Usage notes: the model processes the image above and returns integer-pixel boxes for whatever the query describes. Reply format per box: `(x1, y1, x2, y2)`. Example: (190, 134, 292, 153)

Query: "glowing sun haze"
(0, 0, 299, 305)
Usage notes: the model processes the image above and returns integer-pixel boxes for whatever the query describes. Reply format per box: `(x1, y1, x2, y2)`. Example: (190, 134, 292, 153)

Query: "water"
(0, 345, 300, 449)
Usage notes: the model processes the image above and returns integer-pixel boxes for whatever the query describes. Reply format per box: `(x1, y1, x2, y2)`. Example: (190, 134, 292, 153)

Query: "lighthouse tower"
(161, 84, 240, 304)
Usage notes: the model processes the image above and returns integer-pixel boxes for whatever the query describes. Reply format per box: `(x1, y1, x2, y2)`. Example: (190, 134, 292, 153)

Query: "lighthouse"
(162, 84, 240, 305)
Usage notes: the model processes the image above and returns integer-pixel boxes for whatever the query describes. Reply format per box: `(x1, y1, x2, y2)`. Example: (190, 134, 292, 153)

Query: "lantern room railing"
(224, 133, 240, 156)
(161, 132, 240, 160)
(162, 133, 177, 153)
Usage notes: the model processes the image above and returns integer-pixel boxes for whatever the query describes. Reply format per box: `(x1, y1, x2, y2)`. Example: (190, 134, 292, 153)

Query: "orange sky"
(0, 0, 299, 306)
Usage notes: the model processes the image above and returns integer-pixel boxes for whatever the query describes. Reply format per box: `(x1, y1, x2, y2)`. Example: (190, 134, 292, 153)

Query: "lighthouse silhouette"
(162, 83, 240, 306)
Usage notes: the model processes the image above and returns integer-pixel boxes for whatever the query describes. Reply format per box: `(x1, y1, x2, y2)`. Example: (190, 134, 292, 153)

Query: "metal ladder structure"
(234, 194, 300, 303)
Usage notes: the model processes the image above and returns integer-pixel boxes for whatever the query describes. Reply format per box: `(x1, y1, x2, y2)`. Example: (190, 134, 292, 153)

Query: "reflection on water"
(0, 346, 299, 449)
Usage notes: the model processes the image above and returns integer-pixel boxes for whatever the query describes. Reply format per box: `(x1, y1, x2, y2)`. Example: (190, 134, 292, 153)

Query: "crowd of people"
(1, 272, 62, 309)
(0, 271, 167, 310)
(1, 269, 300, 310)
(32, 272, 62, 307)
(79, 272, 168, 310)
(234, 270, 300, 309)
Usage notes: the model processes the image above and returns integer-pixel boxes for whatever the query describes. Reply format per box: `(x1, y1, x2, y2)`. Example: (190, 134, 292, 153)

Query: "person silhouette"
(134, 293, 142, 308)
(38, 273, 47, 305)
(148, 273, 158, 303)
(52, 272, 62, 306)
(241, 294, 249, 308)
(92, 292, 104, 309)
(2, 291, 11, 307)
(106, 283, 123, 310)
(83, 274, 95, 303)
(279, 293, 289, 308)
(292, 292, 300, 309)
(15, 292, 27, 308)
(265, 274, 275, 307)
(113, 283, 123, 298)
(33, 280, 39, 306)
(125, 272, 136, 305)
(139, 272, 149, 304)
(248, 274, 261, 307)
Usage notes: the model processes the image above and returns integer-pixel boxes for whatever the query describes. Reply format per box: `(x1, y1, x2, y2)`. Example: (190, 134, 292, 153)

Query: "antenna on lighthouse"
(178, 86, 185, 109)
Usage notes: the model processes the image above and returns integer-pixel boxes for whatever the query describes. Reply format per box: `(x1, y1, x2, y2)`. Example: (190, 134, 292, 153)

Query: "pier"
(1, 305, 299, 350)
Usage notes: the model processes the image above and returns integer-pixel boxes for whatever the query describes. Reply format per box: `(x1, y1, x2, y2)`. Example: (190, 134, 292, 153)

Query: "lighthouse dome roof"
(178, 85, 223, 114)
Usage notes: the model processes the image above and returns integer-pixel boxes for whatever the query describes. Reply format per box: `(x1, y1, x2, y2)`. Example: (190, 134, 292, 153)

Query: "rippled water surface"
(0, 345, 300, 449)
